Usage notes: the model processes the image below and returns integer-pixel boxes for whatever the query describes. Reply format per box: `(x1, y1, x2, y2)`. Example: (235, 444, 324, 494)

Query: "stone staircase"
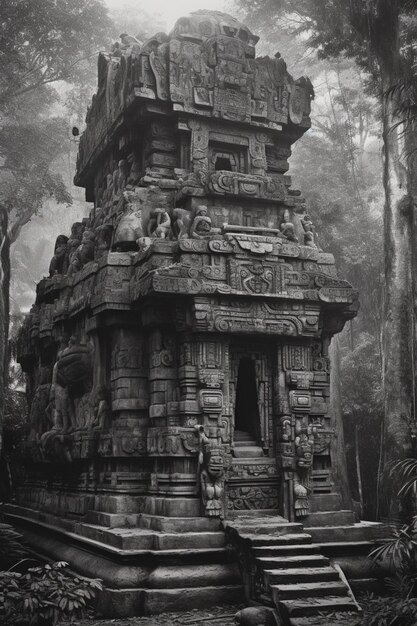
(233, 429, 265, 458)
(225, 515, 359, 625)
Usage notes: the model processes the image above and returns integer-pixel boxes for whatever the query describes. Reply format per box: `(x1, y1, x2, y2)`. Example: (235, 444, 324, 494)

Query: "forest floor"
(59, 604, 243, 626)
(58, 605, 363, 625)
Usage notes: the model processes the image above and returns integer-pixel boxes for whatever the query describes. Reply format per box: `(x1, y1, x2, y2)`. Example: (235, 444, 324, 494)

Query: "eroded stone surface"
(15, 8, 359, 619)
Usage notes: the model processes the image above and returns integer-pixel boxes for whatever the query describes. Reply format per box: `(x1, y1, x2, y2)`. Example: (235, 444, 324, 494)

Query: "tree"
(234, 0, 417, 519)
(0, 0, 112, 454)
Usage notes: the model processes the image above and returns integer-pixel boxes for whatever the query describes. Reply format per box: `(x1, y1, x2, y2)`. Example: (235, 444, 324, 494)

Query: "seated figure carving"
(49, 235, 68, 277)
(302, 213, 317, 247)
(190, 205, 212, 239)
(68, 230, 96, 275)
(172, 208, 192, 239)
(280, 208, 298, 242)
(113, 209, 143, 250)
(147, 208, 171, 238)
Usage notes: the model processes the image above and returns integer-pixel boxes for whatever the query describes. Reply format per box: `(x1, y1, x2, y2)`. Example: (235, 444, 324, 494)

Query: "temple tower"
(11, 11, 365, 618)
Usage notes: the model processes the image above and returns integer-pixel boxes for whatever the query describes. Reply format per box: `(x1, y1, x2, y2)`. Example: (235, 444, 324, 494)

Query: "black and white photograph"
(1, 1, 416, 624)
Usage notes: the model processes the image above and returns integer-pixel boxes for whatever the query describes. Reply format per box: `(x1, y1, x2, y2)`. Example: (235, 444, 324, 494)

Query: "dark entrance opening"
(234, 358, 259, 441)
(215, 156, 233, 171)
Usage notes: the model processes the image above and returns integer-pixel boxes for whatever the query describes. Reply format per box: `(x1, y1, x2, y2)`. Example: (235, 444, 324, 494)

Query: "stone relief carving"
(196, 425, 225, 518)
(17, 9, 356, 532)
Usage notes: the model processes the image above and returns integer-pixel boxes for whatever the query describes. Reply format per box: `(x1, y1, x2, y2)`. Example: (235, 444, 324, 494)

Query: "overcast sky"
(104, 0, 230, 32)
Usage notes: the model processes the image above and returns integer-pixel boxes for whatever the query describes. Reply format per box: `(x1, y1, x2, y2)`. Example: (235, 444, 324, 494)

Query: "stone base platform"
(2, 504, 243, 617)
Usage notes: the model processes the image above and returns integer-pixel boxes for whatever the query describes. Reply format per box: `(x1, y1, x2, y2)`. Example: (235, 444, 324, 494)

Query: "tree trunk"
(354, 423, 363, 517)
(0, 206, 11, 458)
(380, 85, 414, 520)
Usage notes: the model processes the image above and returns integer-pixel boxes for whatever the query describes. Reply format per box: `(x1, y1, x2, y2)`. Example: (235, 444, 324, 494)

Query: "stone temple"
(8, 10, 384, 623)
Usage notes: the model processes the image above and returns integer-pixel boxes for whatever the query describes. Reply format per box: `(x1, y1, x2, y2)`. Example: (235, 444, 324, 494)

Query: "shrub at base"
(0, 561, 102, 625)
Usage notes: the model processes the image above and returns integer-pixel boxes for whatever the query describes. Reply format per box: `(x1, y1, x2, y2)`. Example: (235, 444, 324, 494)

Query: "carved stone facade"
(17, 10, 357, 526)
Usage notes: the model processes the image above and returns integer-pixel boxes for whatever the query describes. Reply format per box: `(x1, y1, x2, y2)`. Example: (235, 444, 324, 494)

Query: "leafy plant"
(360, 589, 417, 626)
(0, 523, 27, 570)
(0, 561, 102, 625)
(370, 518, 417, 574)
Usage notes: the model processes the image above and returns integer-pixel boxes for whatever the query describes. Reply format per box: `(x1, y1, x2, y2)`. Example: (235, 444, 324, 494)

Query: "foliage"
(0, 0, 112, 111)
(359, 589, 417, 626)
(0, 523, 27, 570)
(370, 517, 417, 572)
(0, 561, 102, 626)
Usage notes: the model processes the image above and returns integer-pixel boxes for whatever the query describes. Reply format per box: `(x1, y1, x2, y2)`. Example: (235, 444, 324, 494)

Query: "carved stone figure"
(280, 209, 298, 242)
(127, 158, 141, 187)
(302, 213, 317, 247)
(172, 208, 192, 239)
(196, 425, 225, 518)
(190, 206, 212, 239)
(64, 222, 84, 272)
(95, 223, 113, 258)
(117, 159, 129, 191)
(49, 235, 68, 277)
(147, 208, 171, 238)
(113, 209, 143, 250)
(68, 230, 95, 275)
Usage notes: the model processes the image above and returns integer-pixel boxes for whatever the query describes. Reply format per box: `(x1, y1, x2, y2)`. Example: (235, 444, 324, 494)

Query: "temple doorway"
(234, 358, 260, 443)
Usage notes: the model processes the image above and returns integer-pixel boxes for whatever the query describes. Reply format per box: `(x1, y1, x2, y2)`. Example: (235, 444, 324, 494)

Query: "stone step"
(305, 510, 356, 526)
(139, 514, 222, 533)
(239, 532, 312, 546)
(230, 514, 289, 524)
(234, 440, 258, 447)
(234, 522, 304, 536)
(306, 522, 386, 544)
(257, 554, 330, 569)
(253, 543, 321, 557)
(85, 511, 140, 528)
(279, 596, 357, 617)
(78, 524, 226, 550)
(234, 430, 255, 440)
(264, 566, 340, 585)
(290, 614, 359, 626)
(232, 446, 265, 458)
(272, 581, 347, 600)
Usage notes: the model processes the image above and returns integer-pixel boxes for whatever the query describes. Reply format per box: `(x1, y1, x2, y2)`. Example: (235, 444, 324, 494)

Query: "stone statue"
(147, 208, 171, 238)
(64, 222, 85, 273)
(302, 213, 317, 247)
(113, 209, 143, 250)
(172, 208, 192, 239)
(117, 159, 129, 191)
(280, 209, 298, 242)
(103, 173, 114, 206)
(196, 425, 225, 518)
(68, 230, 95, 275)
(95, 223, 113, 259)
(127, 158, 141, 187)
(190, 205, 212, 239)
(46, 342, 74, 434)
(49, 235, 68, 277)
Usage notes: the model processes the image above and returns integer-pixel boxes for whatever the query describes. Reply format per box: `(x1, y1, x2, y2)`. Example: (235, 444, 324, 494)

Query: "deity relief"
(301, 213, 317, 248)
(195, 425, 225, 518)
(172, 208, 192, 239)
(113, 208, 143, 250)
(280, 209, 298, 242)
(190, 205, 212, 239)
(49, 235, 68, 277)
(68, 230, 96, 275)
(147, 208, 171, 238)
